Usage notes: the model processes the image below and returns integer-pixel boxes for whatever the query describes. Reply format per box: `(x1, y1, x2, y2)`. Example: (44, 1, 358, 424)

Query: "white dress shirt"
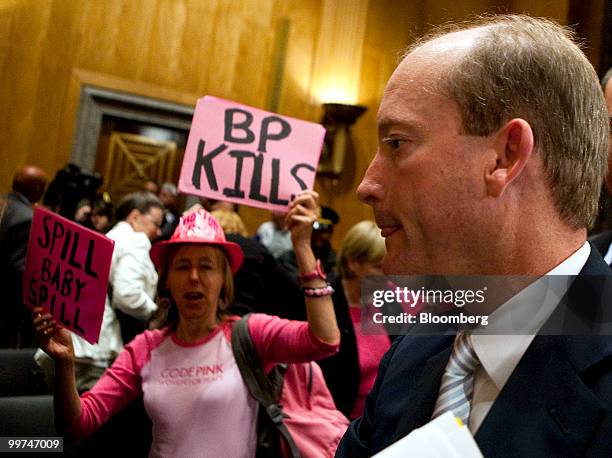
(71, 221, 159, 367)
(468, 241, 590, 432)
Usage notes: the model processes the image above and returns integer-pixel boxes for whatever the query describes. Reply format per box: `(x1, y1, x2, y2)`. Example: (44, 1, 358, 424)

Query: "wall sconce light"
(318, 103, 367, 178)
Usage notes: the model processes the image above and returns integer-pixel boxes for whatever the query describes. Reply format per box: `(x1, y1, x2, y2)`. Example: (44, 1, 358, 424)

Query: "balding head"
(399, 15, 608, 230)
(12, 165, 48, 203)
(359, 15, 607, 275)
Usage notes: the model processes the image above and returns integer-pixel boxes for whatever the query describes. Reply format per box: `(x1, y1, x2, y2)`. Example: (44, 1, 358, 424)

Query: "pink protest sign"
(23, 206, 114, 344)
(178, 96, 326, 211)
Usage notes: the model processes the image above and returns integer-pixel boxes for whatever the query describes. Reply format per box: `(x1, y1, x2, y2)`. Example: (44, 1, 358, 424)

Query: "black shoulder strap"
(231, 314, 301, 458)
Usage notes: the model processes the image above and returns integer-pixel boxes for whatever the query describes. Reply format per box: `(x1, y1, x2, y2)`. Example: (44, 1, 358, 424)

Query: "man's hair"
(115, 191, 164, 221)
(160, 182, 177, 196)
(339, 220, 386, 279)
(12, 165, 47, 204)
(405, 15, 609, 229)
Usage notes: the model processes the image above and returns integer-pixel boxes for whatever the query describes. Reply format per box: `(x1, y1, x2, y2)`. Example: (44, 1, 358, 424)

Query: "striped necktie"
(431, 332, 480, 426)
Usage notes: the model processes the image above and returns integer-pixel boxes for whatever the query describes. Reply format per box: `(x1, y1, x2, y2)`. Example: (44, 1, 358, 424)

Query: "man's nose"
(356, 153, 385, 206)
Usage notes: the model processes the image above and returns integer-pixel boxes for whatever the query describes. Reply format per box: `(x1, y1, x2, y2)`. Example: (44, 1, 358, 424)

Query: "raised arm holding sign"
(178, 96, 326, 211)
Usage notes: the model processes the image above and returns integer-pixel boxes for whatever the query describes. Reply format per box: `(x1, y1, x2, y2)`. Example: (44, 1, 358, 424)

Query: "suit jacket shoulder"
(589, 230, 612, 257)
(337, 248, 612, 457)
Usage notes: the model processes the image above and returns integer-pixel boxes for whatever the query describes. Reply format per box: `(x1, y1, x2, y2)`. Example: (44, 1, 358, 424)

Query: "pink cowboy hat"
(150, 209, 244, 273)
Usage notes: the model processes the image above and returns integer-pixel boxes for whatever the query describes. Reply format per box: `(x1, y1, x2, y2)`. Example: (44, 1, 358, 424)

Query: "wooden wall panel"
(309, 0, 369, 105)
(568, 0, 606, 72)
(144, 0, 189, 88)
(323, 0, 419, 245)
(31, 1, 85, 167)
(511, 0, 569, 23)
(1, 0, 607, 247)
(112, 0, 158, 82)
(75, 1, 124, 74)
(276, 1, 322, 119)
(3, 1, 53, 181)
(421, 0, 503, 28)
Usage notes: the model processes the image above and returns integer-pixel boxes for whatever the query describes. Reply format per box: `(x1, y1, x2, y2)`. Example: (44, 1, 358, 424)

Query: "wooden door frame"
(64, 69, 195, 173)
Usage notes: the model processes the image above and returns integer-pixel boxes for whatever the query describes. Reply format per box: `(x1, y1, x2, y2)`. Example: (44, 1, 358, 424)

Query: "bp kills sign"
(178, 96, 326, 211)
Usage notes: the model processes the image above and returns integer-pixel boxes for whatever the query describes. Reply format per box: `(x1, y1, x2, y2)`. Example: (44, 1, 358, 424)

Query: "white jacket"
(71, 221, 158, 367)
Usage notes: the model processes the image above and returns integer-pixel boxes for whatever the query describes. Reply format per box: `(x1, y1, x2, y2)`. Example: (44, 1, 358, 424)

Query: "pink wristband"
(303, 284, 335, 298)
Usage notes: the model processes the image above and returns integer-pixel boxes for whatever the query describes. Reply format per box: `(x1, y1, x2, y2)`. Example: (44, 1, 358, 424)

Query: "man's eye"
(382, 137, 404, 149)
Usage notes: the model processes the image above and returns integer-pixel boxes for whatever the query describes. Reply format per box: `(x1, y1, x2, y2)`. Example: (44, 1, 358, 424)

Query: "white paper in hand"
(372, 412, 483, 458)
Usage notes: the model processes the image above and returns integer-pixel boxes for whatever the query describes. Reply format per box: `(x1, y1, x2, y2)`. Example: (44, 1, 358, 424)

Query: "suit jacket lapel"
(475, 335, 608, 456)
(390, 341, 452, 443)
(476, 249, 612, 456)
(386, 249, 611, 455)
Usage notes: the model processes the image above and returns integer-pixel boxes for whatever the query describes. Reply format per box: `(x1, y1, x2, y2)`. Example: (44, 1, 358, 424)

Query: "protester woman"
(34, 191, 341, 457)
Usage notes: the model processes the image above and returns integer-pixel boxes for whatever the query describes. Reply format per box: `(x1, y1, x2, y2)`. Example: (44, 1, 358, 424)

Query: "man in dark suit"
(336, 16, 612, 457)
(0, 165, 47, 348)
(590, 67, 612, 262)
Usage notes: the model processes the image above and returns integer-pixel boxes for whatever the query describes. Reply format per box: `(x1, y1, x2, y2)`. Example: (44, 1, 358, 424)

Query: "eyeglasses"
(141, 211, 163, 229)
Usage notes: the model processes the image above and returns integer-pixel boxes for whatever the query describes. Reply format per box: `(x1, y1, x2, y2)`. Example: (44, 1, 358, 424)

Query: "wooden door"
(102, 132, 178, 202)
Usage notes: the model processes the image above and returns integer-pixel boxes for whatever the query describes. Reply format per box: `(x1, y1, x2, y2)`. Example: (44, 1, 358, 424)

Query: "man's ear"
(485, 118, 534, 198)
(126, 208, 141, 227)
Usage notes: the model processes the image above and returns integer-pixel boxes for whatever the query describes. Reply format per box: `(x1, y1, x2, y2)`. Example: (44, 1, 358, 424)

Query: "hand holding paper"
(32, 306, 75, 363)
(23, 206, 114, 344)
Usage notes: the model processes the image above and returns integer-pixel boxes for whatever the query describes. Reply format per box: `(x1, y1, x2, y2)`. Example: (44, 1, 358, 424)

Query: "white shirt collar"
(547, 240, 591, 275)
(471, 241, 590, 390)
(604, 240, 612, 265)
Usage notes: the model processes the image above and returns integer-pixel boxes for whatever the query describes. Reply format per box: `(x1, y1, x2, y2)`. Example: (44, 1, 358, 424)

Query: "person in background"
(211, 209, 304, 320)
(318, 221, 390, 419)
(209, 198, 238, 212)
(256, 210, 293, 258)
(142, 179, 159, 195)
(88, 198, 114, 234)
(0, 164, 47, 348)
(158, 182, 179, 241)
(42, 164, 102, 220)
(74, 198, 92, 224)
(211, 208, 248, 237)
(590, 67, 612, 264)
(36, 192, 164, 390)
(103, 192, 163, 346)
(278, 205, 340, 287)
(182, 197, 239, 217)
(33, 191, 342, 457)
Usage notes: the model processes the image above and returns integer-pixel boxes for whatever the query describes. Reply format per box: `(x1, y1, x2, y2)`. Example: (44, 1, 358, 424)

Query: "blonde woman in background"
(317, 220, 391, 419)
(211, 209, 248, 237)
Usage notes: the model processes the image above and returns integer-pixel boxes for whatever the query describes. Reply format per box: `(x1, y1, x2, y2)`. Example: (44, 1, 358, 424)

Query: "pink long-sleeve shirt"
(68, 314, 339, 458)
